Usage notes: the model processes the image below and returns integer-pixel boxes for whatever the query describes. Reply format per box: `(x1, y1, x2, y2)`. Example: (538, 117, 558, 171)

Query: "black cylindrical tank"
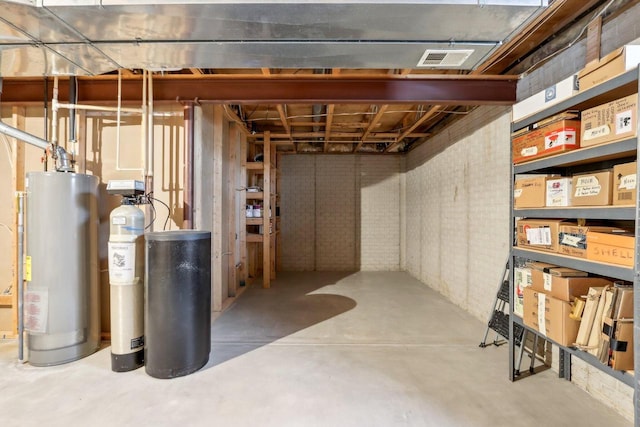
(144, 230, 211, 379)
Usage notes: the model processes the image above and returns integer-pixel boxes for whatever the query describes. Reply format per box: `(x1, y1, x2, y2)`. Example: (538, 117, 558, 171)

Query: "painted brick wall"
(280, 155, 316, 271)
(359, 156, 402, 271)
(315, 156, 358, 270)
(405, 105, 512, 319)
(280, 155, 401, 271)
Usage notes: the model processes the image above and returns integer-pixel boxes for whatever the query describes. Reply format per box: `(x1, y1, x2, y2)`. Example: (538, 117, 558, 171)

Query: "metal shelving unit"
(509, 67, 640, 425)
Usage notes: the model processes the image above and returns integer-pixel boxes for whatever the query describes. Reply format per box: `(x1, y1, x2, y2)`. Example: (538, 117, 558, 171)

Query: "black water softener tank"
(144, 230, 211, 379)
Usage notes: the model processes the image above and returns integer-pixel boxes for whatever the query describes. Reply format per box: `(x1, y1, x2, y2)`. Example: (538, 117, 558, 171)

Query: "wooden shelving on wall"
(243, 131, 278, 288)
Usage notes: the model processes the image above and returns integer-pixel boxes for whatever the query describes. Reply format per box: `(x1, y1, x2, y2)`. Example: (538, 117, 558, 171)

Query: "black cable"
(148, 194, 171, 231)
(144, 196, 157, 230)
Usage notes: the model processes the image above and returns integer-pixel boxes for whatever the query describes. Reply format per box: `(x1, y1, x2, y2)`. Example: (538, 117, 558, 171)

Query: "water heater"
(25, 172, 100, 366)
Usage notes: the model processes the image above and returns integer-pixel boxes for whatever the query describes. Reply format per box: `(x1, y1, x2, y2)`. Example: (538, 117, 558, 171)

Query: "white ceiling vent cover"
(416, 49, 474, 67)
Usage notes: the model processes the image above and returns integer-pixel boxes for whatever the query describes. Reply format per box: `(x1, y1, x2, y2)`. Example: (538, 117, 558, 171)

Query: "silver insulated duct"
(25, 171, 100, 366)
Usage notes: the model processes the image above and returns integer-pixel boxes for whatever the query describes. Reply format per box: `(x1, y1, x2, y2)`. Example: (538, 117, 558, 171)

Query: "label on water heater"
(108, 242, 136, 284)
(25, 288, 48, 334)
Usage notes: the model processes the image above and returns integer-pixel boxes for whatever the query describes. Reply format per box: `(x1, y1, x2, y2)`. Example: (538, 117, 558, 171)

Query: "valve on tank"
(107, 180, 146, 372)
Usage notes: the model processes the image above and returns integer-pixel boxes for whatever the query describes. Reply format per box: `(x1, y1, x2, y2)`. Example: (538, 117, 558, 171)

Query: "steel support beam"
(0, 76, 517, 105)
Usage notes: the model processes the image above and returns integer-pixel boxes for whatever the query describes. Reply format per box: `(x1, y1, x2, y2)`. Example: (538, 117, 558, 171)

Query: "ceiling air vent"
(416, 49, 474, 68)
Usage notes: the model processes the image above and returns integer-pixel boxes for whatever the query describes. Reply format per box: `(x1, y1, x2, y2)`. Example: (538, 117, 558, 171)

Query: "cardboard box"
(559, 224, 629, 258)
(523, 287, 581, 346)
(546, 177, 572, 207)
(522, 287, 540, 331)
(516, 219, 569, 253)
(530, 268, 612, 302)
(571, 170, 613, 206)
(613, 161, 637, 206)
(513, 74, 579, 121)
(514, 267, 532, 318)
(514, 176, 549, 208)
(578, 43, 640, 91)
(606, 319, 633, 370)
(581, 94, 638, 148)
(513, 117, 581, 164)
(586, 231, 635, 267)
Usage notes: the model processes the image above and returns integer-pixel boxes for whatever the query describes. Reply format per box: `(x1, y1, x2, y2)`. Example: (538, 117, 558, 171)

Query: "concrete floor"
(0, 271, 631, 426)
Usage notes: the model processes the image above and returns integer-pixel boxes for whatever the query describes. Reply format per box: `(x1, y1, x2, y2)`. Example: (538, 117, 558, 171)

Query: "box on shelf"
(580, 93, 638, 148)
(613, 161, 637, 206)
(514, 176, 553, 208)
(512, 74, 579, 121)
(514, 267, 532, 318)
(530, 266, 612, 302)
(559, 224, 629, 258)
(608, 320, 633, 370)
(516, 219, 570, 253)
(546, 177, 572, 207)
(523, 287, 580, 346)
(600, 285, 634, 370)
(578, 42, 640, 91)
(571, 170, 613, 206)
(512, 114, 581, 164)
(586, 230, 635, 267)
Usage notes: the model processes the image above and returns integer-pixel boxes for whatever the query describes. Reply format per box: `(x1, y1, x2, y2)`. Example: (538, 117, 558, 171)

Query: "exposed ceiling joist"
(355, 105, 388, 153)
(386, 106, 442, 153)
(324, 104, 335, 153)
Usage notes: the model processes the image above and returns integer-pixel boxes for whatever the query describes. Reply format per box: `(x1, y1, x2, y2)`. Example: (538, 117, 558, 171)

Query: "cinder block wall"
(280, 154, 401, 271)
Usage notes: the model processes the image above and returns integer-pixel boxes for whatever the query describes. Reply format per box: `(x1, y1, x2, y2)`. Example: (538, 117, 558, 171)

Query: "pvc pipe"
(56, 103, 143, 114)
(17, 192, 24, 362)
(0, 121, 50, 151)
(51, 77, 59, 154)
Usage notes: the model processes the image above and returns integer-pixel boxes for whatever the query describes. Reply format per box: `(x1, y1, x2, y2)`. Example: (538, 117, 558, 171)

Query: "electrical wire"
(147, 194, 171, 231)
(1, 134, 14, 170)
(144, 195, 157, 230)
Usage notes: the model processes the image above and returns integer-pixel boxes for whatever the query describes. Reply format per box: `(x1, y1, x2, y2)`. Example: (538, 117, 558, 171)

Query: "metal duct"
(0, 1, 548, 76)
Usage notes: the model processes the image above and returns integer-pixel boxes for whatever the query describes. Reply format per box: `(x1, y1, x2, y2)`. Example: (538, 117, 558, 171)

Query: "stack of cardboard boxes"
(512, 41, 639, 372)
(515, 262, 633, 371)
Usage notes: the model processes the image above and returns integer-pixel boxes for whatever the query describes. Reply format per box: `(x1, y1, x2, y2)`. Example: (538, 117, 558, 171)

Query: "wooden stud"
(227, 123, 238, 297)
(262, 131, 271, 288)
(212, 105, 224, 310)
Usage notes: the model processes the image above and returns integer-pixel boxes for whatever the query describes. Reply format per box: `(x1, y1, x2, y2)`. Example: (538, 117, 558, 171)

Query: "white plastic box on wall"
(512, 74, 579, 122)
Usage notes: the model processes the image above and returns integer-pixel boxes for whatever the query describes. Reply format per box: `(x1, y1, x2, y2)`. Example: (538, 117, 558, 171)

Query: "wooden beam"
(474, 0, 603, 75)
(355, 105, 388, 153)
(586, 15, 602, 64)
(385, 105, 441, 153)
(323, 104, 335, 153)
